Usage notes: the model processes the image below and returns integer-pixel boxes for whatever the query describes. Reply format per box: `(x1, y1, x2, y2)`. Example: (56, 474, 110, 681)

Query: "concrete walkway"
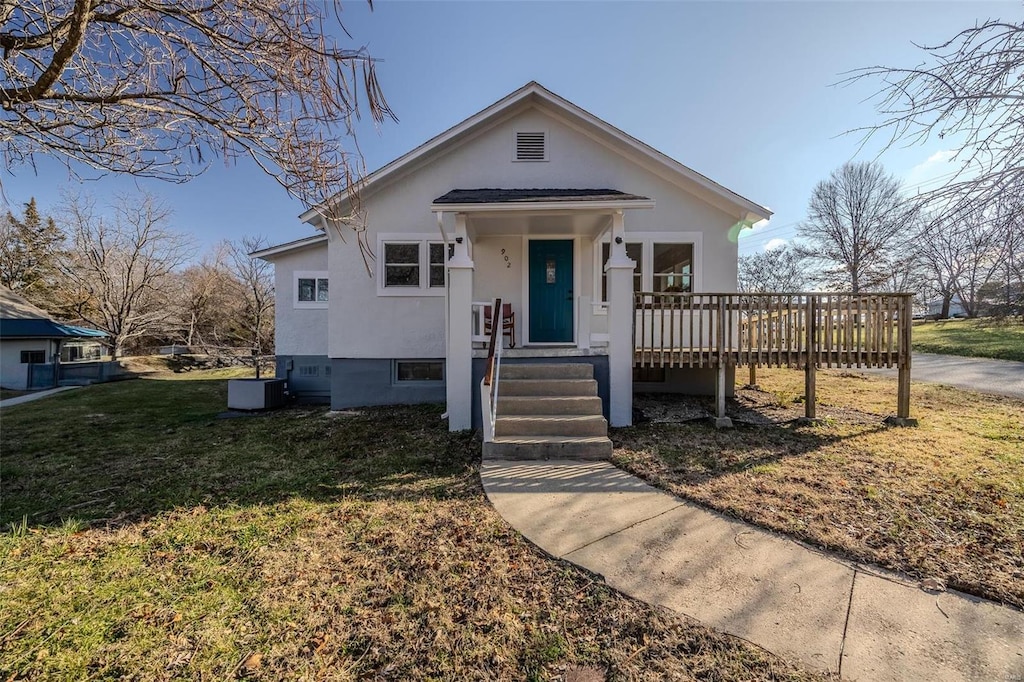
(0, 386, 80, 409)
(862, 353, 1024, 400)
(481, 460, 1024, 681)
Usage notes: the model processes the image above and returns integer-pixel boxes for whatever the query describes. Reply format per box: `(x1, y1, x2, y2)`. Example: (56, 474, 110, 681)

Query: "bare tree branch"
(1, 1, 396, 212)
(841, 18, 1024, 214)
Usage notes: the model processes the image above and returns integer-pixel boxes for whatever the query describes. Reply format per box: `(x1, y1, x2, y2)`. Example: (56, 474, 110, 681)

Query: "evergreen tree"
(0, 198, 64, 309)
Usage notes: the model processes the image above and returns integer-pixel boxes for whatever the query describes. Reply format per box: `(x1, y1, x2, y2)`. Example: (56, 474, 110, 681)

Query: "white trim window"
(593, 232, 703, 309)
(377, 234, 455, 296)
(652, 242, 695, 293)
(295, 271, 329, 309)
(383, 242, 421, 288)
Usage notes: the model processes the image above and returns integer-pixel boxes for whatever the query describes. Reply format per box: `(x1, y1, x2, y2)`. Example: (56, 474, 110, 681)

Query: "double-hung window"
(295, 271, 329, 308)
(383, 243, 421, 287)
(652, 243, 694, 293)
(378, 234, 455, 296)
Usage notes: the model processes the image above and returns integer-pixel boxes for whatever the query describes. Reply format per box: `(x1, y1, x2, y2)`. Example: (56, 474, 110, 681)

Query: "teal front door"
(529, 239, 574, 343)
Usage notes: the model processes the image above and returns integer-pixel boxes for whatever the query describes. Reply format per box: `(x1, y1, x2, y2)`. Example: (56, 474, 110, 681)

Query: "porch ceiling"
(467, 212, 612, 238)
(434, 188, 650, 204)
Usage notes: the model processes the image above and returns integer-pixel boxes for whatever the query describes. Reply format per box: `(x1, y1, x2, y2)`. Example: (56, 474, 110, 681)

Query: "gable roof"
(250, 233, 328, 261)
(301, 82, 771, 226)
(0, 285, 51, 320)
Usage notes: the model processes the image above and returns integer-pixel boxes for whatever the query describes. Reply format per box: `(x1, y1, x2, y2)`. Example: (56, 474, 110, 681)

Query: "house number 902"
(501, 248, 511, 268)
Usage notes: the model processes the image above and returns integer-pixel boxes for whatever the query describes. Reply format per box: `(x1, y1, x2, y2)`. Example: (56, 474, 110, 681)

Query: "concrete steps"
(484, 363, 611, 460)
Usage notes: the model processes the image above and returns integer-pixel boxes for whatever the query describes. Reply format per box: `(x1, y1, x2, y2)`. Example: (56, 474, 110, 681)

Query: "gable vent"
(515, 131, 547, 161)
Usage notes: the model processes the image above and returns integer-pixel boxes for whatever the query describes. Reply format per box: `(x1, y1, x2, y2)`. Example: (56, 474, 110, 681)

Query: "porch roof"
(431, 188, 654, 213)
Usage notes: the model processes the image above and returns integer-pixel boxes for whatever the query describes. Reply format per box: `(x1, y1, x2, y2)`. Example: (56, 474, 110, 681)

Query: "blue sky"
(2, 1, 1012, 257)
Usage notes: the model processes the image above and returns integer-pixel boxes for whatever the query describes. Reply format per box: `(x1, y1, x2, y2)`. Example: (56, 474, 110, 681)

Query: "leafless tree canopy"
(1, 1, 395, 208)
(797, 161, 918, 293)
(228, 236, 274, 377)
(57, 191, 192, 356)
(845, 18, 1024, 212)
(738, 245, 808, 293)
(915, 199, 1023, 318)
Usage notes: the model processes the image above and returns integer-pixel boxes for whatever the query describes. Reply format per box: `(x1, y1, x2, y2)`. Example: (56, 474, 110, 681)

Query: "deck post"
(606, 211, 635, 427)
(446, 213, 475, 431)
(804, 296, 817, 420)
(897, 295, 912, 419)
(804, 364, 817, 419)
(713, 298, 732, 428)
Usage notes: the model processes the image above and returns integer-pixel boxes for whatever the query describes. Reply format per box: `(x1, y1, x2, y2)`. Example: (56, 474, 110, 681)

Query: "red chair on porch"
(484, 303, 516, 348)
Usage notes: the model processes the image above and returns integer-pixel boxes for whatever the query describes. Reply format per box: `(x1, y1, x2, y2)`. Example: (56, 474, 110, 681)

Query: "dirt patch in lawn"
(1, 376, 827, 681)
(616, 369, 1024, 610)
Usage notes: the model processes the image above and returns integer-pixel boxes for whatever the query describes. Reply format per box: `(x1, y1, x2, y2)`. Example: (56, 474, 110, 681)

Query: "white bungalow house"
(255, 82, 772, 455)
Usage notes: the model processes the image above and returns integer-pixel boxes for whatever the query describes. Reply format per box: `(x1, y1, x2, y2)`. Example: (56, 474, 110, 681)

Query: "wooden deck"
(633, 292, 915, 420)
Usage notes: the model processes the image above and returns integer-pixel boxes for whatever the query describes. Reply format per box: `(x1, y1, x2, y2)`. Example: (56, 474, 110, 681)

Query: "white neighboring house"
(0, 287, 108, 391)
(255, 82, 771, 440)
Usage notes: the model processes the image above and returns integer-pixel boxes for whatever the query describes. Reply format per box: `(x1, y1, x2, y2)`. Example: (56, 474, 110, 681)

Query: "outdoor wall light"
(455, 236, 463, 244)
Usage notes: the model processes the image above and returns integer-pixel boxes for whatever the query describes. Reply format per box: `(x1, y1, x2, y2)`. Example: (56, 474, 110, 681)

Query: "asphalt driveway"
(861, 353, 1024, 400)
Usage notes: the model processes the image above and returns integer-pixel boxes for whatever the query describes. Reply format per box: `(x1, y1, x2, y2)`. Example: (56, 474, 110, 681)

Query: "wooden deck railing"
(633, 292, 915, 419)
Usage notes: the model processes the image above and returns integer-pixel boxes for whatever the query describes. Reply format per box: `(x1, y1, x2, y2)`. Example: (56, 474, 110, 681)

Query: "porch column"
(446, 213, 474, 431)
(606, 210, 635, 427)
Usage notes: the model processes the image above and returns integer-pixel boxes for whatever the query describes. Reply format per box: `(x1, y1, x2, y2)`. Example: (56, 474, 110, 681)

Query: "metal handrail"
(483, 297, 503, 434)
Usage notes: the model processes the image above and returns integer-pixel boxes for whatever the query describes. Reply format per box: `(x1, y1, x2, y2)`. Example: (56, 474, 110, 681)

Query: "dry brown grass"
(615, 369, 1024, 610)
(1, 376, 827, 681)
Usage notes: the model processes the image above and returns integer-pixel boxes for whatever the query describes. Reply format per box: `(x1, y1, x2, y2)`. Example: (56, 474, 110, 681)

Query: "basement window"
(394, 360, 444, 383)
(514, 130, 547, 162)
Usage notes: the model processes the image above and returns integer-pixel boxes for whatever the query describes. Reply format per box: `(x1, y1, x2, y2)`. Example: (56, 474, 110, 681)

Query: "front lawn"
(912, 317, 1024, 361)
(615, 368, 1024, 609)
(0, 376, 824, 681)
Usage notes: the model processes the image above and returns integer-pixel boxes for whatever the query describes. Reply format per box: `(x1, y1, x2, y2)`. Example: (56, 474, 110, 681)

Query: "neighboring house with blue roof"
(0, 287, 108, 390)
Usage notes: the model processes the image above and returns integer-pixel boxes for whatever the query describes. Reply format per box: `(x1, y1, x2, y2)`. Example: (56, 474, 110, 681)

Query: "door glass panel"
(546, 259, 556, 284)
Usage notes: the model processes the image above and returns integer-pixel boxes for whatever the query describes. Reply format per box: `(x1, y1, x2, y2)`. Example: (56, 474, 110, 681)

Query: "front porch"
(434, 189, 656, 432)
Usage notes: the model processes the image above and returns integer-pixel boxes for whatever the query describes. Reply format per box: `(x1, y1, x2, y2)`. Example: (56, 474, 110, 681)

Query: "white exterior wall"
(272, 245, 329, 356)
(0, 339, 54, 390)
(327, 105, 745, 359)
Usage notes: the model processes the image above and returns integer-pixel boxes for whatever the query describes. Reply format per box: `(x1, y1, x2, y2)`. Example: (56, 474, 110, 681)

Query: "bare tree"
(797, 161, 918, 292)
(914, 205, 1010, 318)
(738, 245, 809, 292)
(228, 236, 274, 378)
(57, 192, 192, 356)
(1, 1, 395, 209)
(845, 19, 1024, 214)
(174, 244, 237, 350)
(913, 213, 963, 318)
